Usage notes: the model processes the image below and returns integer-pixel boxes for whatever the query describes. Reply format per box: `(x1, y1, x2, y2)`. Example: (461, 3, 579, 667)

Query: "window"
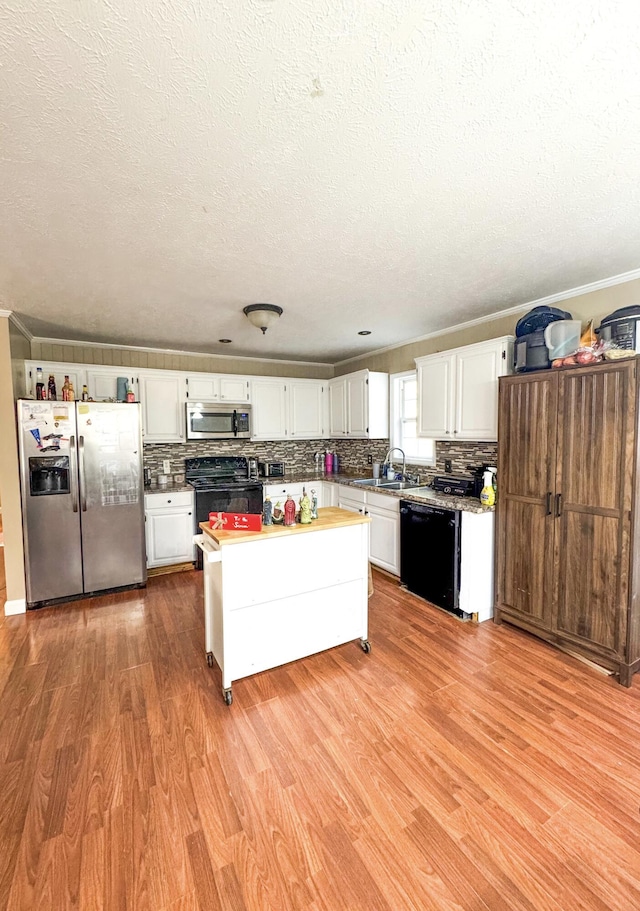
(390, 372, 435, 466)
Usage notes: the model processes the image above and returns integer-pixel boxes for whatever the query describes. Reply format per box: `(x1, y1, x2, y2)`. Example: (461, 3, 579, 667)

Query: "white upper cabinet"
(24, 361, 86, 401)
(328, 370, 389, 438)
(185, 374, 250, 403)
(329, 379, 347, 435)
(251, 378, 288, 439)
(251, 378, 327, 440)
(416, 337, 514, 441)
(86, 367, 139, 402)
(288, 380, 326, 438)
(139, 371, 187, 442)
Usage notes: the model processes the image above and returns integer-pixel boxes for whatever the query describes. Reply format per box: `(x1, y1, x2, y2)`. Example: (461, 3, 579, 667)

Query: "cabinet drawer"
(366, 491, 399, 512)
(337, 485, 365, 505)
(145, 491, 193, 510)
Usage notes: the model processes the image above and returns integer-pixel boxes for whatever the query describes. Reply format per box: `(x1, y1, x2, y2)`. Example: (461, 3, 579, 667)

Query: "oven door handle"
(232, 410, 238, 437)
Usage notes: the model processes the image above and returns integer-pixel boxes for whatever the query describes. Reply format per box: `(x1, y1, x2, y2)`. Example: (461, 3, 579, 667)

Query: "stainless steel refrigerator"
(18, 399, 147, 607)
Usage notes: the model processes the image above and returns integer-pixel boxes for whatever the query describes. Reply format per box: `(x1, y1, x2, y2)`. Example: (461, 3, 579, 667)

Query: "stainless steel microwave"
(185, 403, 252, 440)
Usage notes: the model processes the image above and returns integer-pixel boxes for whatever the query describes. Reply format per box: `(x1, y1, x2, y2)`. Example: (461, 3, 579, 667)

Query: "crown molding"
(8, 313, 34, 341)
(335, 265, 640, 367)
(30, 335, 333, 369)
(0, 309, 35, 340)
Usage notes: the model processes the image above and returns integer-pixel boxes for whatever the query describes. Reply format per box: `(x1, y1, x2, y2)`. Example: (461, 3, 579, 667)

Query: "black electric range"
(186, 457, 263, 568)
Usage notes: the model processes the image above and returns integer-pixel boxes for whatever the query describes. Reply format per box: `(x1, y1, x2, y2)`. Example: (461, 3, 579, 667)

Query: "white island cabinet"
(195, 507, 371, 704)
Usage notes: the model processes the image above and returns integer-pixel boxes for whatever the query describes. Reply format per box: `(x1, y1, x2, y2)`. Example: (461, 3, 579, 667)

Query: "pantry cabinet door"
(495, 372, 558, 630)
(553, 363, 635, 657)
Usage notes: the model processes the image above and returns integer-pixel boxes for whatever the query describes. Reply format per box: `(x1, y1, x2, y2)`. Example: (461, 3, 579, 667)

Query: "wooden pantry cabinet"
(495, 360, 640, 685)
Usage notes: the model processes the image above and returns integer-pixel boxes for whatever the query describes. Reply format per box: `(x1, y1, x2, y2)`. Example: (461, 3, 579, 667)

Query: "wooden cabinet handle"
(546, 492, 552, 515)
(555, 493, 562, 517)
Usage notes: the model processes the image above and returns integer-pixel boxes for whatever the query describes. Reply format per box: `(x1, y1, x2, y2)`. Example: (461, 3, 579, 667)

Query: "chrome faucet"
(383, 447, 406, 480)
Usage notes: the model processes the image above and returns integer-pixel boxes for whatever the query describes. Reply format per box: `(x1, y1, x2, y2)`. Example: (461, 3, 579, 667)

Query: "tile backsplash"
(144, 438, 498, 483)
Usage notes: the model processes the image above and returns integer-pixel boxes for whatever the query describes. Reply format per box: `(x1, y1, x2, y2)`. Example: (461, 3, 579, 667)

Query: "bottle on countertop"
(47, 374, 57, 401)
(35, 367, 45, 400)
(332, 452, 339, 473)
(325, 450, 333, 473)
(81, 384, 89, 401)
(480, 470, 496, 507)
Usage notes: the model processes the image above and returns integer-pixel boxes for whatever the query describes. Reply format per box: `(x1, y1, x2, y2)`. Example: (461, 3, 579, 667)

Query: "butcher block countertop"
(199, 506, 370, 547)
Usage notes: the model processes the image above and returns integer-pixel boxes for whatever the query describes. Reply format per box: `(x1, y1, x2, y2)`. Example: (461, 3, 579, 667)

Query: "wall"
(29, 341, 333, 380)
(0, 317, 27, 610)
(334, 277, 640, 376)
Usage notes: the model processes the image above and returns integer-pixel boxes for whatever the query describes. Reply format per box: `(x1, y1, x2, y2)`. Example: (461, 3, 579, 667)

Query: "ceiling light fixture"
(358, 330, 372, 336)
(243, 303, 283, 335)
(218, 338, 232, 343)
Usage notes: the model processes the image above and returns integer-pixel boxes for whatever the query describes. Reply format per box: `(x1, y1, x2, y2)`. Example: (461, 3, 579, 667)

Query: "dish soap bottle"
(480, 470, 496, 507)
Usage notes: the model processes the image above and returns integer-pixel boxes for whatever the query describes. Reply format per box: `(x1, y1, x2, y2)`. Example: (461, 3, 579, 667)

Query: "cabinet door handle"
(545, 492, 552, 515)
(555, 493, 563, 517)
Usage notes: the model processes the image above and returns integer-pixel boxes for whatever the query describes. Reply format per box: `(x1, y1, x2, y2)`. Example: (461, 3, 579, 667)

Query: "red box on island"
(209, 511, 262, 532)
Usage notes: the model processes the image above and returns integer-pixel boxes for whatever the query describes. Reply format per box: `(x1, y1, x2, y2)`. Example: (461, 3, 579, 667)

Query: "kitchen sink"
(351, 478, 417, 490)
(352, 478, 389, 486)
(378, 481, 416, 490)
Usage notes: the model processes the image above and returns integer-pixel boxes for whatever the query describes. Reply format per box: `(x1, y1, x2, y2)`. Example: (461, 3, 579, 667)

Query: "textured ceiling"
(1, 0, 640, 363)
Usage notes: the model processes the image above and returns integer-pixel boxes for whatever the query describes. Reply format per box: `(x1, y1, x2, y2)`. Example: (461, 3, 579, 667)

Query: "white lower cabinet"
(337, 485, 400, 575)
(145, 491, 195, 567)
(365, 492, 400, 575)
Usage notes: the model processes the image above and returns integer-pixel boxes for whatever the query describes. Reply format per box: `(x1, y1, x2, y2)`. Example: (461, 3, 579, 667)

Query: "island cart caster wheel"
(223, 688, 233, 706)
(360, 639, 371, 654)
(206, 652, 214, 668)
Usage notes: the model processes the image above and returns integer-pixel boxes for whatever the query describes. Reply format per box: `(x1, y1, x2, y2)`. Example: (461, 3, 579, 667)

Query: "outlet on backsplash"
(367, 454, 373, 464)
(444, 459, 452, 473)
(162, 459, 171, 474)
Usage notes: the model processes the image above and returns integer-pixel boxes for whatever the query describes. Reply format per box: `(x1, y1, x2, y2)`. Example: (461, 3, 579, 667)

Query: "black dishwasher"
(399, 500, 463, 616)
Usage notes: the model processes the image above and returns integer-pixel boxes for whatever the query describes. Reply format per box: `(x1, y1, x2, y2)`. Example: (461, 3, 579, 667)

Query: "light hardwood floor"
(1, 568, 640, 910)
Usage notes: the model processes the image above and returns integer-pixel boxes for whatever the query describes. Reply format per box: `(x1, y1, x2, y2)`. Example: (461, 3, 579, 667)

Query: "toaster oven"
(258, 460, 285, 478)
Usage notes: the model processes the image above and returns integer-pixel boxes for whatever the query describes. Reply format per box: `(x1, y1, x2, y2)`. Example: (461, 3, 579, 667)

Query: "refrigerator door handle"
(78, 435, 88, 512)
(70, 435, 79, 513)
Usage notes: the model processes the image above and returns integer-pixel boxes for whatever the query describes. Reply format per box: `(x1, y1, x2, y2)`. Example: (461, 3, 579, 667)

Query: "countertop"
(262, 471, 492, 514)
(199, 506, 370, 546)
(144, 483, 194, 495)
(142, 472, 493, 514)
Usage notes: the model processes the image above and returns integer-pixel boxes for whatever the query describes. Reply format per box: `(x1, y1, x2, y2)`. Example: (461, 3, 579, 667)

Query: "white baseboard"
(4, 598, 26, 615)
